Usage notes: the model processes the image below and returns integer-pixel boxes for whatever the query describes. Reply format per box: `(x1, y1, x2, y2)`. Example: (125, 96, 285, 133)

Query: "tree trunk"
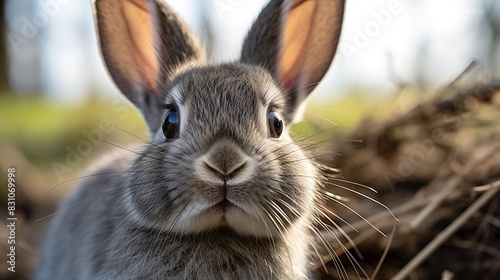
(0, 1, 10, 92)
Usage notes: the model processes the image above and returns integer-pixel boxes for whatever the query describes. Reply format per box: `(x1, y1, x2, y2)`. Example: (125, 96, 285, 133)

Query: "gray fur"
(35, 0, 344, 279)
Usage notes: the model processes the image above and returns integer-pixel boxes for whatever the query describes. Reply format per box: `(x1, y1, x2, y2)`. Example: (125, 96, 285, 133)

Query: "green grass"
(0, 94, 147, 168)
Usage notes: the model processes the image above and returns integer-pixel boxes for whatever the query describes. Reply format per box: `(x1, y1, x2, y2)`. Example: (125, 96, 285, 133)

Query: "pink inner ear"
(280, 0, 317, 90)
(122, 0, 159, 93)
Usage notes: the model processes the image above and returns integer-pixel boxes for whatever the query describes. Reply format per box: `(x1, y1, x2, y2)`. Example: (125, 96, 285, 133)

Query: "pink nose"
(203, 161, 247, 181)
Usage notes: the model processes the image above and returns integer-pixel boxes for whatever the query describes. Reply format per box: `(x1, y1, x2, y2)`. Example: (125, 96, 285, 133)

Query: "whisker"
(316, 220, 369, 280)
(316, 204, 358, 233)
(310, 224, 349, 280)
(305, 112, 340, 127)
(66, 206, 122, 250)
(114, 126, 166, 152)
(324, 194, 386, 237)
(315, 204, 366, 262)
(168, 196, 194, 233)
(326, 183, 397, 221)
(146, 39, 170, 79)
(307, 107, 355, 115)
(87, 136, 162, 161)
(47, 170, 136, 193)
(328, 178, 378, 194)
(35, 187, 123, 222)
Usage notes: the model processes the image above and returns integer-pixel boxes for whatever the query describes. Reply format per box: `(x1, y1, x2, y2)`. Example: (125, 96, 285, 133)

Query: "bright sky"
(5, 0, 494, 103)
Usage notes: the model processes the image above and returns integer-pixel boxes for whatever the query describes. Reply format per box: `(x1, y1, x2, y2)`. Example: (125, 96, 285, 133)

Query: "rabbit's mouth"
(212, 198, 236, 213)
(203, 198, 255, 230)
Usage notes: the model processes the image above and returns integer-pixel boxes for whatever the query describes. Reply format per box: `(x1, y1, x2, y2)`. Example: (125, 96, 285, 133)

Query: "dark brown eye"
(162, 109, 180, 140)
(268, 111, 283, 138)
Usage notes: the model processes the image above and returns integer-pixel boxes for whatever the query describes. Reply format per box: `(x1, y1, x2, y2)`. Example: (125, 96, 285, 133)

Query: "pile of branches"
(316, 79, 500, 279)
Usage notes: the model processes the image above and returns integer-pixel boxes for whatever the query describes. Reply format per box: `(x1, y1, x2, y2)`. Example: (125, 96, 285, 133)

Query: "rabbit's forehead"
(168, 65, 282, 118)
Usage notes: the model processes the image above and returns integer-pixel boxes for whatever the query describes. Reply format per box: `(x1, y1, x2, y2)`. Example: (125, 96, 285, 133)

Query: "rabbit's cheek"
(273, 147, 318, 214)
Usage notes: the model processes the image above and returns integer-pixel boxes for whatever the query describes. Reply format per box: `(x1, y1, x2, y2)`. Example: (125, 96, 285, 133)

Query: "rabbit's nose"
(203, 160, 247, 182)
(195, 139, 254, 185)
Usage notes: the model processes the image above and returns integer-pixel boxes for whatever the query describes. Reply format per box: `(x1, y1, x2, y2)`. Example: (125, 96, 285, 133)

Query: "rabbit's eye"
(162, 109, 180, 140)
(268, 111, 283, 138)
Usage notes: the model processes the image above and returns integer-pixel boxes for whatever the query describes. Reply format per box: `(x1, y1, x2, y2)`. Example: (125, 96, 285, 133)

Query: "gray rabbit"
(35, 0, 345, 279)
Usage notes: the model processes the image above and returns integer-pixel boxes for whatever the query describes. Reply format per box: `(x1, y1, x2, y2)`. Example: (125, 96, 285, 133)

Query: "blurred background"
(2, 0, 500, 101)
(0, 0, 499, 279)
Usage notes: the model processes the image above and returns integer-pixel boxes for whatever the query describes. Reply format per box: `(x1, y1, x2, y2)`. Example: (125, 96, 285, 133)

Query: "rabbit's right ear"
(93, 0, 205, 132)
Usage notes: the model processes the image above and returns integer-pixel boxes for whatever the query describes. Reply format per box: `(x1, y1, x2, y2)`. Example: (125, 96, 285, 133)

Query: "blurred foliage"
(295, 90, 423, 143)
(0, 94, 146, 175)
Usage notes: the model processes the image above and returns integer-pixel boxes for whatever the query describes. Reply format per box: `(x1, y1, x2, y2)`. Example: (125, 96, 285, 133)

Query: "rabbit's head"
(94, 0, 344, 237)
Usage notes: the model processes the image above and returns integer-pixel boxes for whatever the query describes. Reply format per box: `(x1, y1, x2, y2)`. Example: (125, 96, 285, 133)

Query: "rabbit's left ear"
(241, 0, 344, 122)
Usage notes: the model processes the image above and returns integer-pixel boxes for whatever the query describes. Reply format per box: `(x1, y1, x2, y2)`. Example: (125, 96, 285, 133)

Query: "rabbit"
(35, 0, 345, 279)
